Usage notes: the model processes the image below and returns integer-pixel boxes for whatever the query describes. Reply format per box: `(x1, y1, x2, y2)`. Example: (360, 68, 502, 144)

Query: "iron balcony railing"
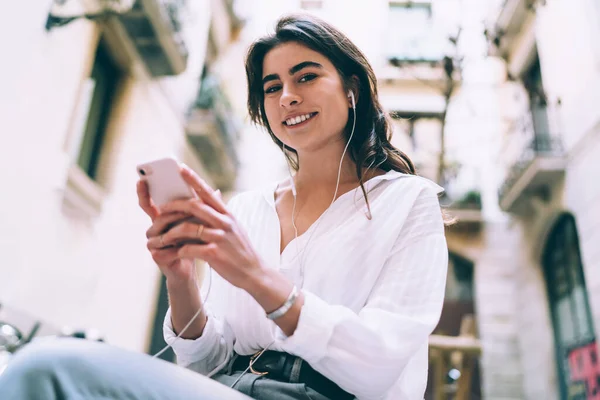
(498, 135, 565, 202)
(158, 0, 185, 32)
(440, 190, 482, 211)
(186, 77, 240, 190)
(117, 0, 189, 76)
(192, 77, 239, 158)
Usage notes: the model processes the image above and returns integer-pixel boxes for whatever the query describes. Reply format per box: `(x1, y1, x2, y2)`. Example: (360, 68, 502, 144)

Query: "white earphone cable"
(155, 94, 357, 388)
(294, 93, 357, 287)
(151, 262, 212, 359)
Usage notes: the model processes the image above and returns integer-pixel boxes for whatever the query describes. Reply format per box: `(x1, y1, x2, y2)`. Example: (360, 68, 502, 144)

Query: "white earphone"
(225, 87, 363, 388)
(291, 173, 297, 196)
(284, 143, 297, 196)
(287, 91, 354, 198)
(159, 88, 360, 384)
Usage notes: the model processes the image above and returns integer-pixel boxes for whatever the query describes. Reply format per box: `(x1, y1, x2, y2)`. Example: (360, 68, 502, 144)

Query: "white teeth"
(285, 113, 313, 126)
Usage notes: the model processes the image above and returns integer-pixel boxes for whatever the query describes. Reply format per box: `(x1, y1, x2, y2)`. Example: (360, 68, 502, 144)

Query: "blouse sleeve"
(275, 185, 448, 399)
(162, 271, 235, 375)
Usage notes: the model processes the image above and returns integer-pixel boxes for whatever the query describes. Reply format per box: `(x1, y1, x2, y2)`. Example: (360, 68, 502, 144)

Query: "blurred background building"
(1, 0, 599, 399)
(0, 0, 243, 360)
(483, 1, 600, 399)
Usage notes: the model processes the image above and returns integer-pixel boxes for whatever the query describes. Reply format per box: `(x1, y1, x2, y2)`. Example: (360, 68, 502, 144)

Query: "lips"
(282, 112, 318, 127)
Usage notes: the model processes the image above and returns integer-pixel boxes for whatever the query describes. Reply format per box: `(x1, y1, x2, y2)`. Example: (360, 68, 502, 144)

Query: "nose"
(280, 86, 302, 108)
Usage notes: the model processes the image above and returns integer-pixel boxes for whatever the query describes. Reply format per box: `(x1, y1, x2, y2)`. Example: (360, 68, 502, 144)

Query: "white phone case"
(136, 157, 197, 206)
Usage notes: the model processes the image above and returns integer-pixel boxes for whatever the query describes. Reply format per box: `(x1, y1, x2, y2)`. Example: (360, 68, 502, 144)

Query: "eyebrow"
(262, 61, 323, 85)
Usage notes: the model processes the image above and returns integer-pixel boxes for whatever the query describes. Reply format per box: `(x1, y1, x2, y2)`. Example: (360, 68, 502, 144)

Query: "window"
(386, 1, 443, 62)
(543, 214, 598, 399)
(300, 0, 323, 9)
(523, 56, 550, 140)
(76, 39, 121, 181)
(61, 39, 122, 217)
(445, 253, 474, 304)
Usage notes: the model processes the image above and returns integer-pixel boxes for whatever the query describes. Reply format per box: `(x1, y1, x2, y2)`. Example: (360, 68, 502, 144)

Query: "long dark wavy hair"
(244, 14, 417, 213)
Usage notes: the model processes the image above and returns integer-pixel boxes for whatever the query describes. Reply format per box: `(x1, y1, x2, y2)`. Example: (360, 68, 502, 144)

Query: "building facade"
(0, 0, 242, 356)
(486, 0, 600, 398)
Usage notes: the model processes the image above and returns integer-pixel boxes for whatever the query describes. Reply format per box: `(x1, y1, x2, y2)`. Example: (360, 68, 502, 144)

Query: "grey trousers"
(0, 338, 324, 400)
(212, 358, 329, 400)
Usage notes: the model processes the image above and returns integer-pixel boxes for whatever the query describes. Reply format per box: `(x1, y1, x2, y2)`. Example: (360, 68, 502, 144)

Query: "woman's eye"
(299, 73, 317, 83)
(264, 85, 281, 94)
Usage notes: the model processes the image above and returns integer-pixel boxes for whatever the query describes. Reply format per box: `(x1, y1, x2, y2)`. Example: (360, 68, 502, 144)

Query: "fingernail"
(181, 163, 193, 172)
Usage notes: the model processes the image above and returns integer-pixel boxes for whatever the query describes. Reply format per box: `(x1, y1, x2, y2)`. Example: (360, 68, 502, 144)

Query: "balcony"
(441, 190, 484, 230)
(436, 161, 484, 229)
(385, 57, 461, 86)
(498, 135, 566, 213)
(116, 0, 188, 76)
(382, 1, 460, 85)
(46, 0, 189, 76)
(186, 78, 240, 191)
(485, 0, 535, 60)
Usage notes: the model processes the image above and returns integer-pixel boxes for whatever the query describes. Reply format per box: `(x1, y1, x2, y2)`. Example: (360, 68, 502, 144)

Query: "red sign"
(568, 341, 600, 399)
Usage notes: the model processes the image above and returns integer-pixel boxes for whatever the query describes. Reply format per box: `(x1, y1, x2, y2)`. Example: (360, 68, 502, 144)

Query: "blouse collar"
(262, 170, 444, 207)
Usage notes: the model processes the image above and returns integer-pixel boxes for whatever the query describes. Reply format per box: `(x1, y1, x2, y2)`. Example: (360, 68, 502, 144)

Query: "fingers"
(177, 242, 218, 261)
(180, 166, 228, 214)
(149, 246, 180, 266)
(137, 180, 159, 220)
(147, 222, 225, 249)
(145, 212, 189, 239)
(160, 199, 232, 231)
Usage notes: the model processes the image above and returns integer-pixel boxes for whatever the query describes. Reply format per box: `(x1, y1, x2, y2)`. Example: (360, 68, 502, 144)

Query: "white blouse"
(164, 171, 448, 400)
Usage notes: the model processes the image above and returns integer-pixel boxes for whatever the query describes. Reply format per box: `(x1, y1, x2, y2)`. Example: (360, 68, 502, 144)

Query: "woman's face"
(261, 42, 351, 153)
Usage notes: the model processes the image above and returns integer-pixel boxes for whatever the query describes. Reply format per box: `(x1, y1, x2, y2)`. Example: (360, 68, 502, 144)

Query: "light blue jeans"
(0, 338, 325, 400)
(0, 338, 251, 400)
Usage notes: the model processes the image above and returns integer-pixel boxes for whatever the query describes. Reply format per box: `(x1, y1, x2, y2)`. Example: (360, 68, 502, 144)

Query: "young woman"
(0, 14, 447, 400)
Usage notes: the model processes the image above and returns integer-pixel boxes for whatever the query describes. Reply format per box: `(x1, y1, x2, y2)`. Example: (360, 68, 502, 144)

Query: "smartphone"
(136, 157, 197, 207)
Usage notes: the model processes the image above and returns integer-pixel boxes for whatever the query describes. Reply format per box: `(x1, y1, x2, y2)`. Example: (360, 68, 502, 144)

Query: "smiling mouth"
(283, 112, 318, 127)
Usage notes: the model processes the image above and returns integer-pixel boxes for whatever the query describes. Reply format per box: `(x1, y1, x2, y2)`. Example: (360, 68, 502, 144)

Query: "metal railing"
(193, 76, 230, 110)
(189, 76, 240, 164)
(498, 135, 564, 201)
(156, 0, 186, 33)
(441, 190, 482, 211)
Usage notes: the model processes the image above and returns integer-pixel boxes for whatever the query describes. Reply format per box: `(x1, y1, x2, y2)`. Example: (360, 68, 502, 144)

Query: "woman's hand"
(154, 166, 303, 335)
(157, 166, 266, 290)
(136, 180, 197, 284)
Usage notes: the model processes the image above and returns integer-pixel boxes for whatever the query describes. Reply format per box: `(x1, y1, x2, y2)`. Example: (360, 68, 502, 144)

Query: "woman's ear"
(347, 75, 360, 108)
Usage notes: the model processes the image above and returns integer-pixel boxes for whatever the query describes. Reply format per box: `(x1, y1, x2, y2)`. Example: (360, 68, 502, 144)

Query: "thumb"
(215, 189, 222, 200)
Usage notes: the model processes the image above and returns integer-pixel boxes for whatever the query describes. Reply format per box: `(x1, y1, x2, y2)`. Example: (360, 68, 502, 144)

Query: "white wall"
(0, 0, 212, 351)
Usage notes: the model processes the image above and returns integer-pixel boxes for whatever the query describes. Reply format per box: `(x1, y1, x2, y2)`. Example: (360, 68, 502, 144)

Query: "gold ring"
(196, 224, 205, 240)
